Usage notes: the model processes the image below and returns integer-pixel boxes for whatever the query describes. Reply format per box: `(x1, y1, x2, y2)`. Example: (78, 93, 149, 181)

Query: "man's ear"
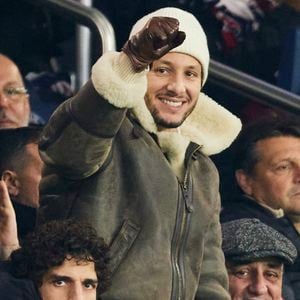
(1, 170, 20, 197)
(235, 169, 253, 196)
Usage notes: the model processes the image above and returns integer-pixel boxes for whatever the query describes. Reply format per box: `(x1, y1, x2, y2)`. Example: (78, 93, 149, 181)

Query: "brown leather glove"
(122, 16, 186, 72)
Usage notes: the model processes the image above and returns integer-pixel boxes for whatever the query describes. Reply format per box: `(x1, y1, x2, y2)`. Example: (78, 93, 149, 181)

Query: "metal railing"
(23, 0, 300, 115)
(75, 0, 93, 88)
(209, 60, 300, 115)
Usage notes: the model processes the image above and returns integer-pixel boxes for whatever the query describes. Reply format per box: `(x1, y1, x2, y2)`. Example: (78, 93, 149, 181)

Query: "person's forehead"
(229, 259, 283, 269)
(0, 56, 23, 85)
(154, 52, 201, 69)
(44, 258, 97, 280)
(256, 136, 300, 159)
(256, 135, 300, 147)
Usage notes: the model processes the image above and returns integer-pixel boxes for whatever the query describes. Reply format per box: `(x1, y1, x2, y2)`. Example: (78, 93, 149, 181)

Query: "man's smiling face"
(145, 52, 202, 130)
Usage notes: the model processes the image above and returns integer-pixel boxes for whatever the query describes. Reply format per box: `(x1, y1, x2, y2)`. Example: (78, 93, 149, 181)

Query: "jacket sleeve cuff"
(91, 52, 147, 108)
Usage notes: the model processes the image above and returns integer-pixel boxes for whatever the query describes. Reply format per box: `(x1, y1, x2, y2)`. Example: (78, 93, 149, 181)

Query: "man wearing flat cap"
(222, 218, 297, 300)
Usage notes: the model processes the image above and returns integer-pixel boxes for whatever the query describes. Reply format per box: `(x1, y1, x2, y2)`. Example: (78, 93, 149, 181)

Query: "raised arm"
(0, 180, 19, 260)
(39, 17, 185, 180)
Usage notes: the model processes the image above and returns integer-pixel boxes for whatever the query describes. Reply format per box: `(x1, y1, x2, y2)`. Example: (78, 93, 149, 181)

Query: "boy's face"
(39, 257, 98, 300)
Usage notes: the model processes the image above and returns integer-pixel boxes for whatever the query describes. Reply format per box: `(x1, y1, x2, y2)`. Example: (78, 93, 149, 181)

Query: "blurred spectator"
(0, 0, 74, 75)
(211, 0, 280, 58)
(221, 116, 300, 299)
(0, 127, 43, 242)
(200, 0, 300, 84)
(25, 71, 74, 121)
(222, 218, 297, 299)
(0, 219, 110, 300)
(0, 53, 45, 127)
(26, 71, 74, 122)
(0, 54, 30, 128)
(0, 1, 75, 124)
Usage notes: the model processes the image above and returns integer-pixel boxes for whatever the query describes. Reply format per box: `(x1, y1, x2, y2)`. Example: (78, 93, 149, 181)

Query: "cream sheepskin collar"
(131, 90, 241, 156)
(92, 52, 242, 178)
(131, 91, 241, 179)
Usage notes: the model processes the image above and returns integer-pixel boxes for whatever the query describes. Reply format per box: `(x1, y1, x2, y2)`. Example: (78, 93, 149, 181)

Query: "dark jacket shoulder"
(0, 261, 41, 300)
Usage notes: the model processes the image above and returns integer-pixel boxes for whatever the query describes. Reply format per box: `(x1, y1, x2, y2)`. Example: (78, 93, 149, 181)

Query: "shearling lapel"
(131, 91, 242, 157)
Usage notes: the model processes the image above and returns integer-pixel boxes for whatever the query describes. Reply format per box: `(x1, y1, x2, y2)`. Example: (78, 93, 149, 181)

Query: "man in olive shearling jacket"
(38, 7, 241, 300)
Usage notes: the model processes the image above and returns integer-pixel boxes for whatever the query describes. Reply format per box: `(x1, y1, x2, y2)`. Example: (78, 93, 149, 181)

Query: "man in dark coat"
(221, 116, 300, 299)
(0, 127, 43, 260)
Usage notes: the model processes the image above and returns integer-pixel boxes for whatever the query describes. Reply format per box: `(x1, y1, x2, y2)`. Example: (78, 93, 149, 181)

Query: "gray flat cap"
(222, 218, 297, 265)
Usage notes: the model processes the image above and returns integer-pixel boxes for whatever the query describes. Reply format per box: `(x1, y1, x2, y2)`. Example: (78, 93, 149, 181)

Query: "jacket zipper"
(170, 147, 198, 300)
(170, 191, 186, 300)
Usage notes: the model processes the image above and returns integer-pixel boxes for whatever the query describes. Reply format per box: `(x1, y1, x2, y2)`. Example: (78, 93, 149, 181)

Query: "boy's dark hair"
(0, 126, 42, 174)
(10, 219, 110, 294)
(232, 116, 300, 175)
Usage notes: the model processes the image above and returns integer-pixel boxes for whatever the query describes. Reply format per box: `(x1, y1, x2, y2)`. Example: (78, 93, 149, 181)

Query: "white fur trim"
(91, 51, 241, 175)
(91, 52, 147, 108)
(156, 131, 190, 180)
(181, 92, 242, 155)
(133, 92, 242, 157)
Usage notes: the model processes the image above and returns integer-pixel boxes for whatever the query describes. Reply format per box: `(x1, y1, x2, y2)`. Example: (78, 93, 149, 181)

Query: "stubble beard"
(149, 101, 197, 129)
(151, 107, 185, 129)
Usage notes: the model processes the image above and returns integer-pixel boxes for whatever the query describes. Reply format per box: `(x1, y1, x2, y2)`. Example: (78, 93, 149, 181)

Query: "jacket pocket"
(109, 219, 140, 275)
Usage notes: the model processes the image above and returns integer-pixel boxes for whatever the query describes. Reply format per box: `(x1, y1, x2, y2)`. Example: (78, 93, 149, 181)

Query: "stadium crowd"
(0, 1, 299, 299)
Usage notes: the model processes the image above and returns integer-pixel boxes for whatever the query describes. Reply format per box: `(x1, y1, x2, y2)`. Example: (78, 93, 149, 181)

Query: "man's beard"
(151, 107, 186, 129)
(147, 100, 197, 129)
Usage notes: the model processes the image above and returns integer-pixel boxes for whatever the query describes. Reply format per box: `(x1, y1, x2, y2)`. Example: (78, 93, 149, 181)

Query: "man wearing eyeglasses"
(0, 54, 30, 128)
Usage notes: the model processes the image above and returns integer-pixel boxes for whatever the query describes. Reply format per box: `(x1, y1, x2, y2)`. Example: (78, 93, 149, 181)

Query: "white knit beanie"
(129, 7, 210, 86)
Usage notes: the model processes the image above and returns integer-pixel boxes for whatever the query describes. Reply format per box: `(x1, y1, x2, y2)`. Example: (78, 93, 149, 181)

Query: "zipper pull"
(183, 184, 194, 213)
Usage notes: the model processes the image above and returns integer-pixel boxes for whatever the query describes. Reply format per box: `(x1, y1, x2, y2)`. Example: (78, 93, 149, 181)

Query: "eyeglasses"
(1, 86, 28, 101)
